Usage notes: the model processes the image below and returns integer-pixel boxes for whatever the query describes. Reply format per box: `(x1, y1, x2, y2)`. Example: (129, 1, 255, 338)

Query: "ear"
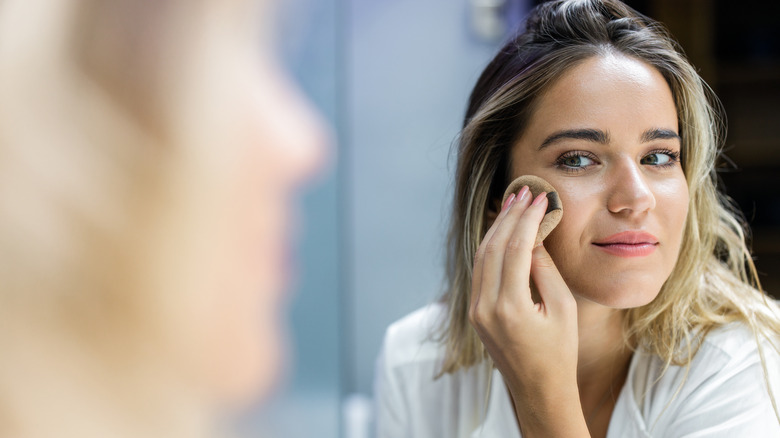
(485, 197, 502, 228)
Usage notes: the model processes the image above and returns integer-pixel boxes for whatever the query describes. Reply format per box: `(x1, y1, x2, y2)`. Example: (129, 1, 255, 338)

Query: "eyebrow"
(538, 127, 680, 150)
(538, 129, 609, 150)
(640, 128, 681, 143)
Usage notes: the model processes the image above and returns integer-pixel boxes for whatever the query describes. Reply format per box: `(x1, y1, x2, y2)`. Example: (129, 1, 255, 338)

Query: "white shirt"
(374, 303, 780, 437)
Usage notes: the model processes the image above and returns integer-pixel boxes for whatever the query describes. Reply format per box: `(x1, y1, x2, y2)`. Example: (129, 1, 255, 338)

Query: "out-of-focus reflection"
(0, 1, 326, 436)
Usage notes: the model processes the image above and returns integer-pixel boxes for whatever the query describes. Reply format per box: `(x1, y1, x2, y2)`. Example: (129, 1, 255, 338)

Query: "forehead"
(522, 53, 678, 142)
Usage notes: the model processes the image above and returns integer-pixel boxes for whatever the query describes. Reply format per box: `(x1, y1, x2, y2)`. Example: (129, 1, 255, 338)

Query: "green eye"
(642, 154, 659, 165)
(641, 152, 674, 165)
(561, 155, 594, 168)
(555, 151, 598, 173)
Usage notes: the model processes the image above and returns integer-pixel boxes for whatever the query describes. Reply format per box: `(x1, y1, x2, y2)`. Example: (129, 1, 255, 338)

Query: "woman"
(375, 1, 780, 437)
(0, 0, 325, 437)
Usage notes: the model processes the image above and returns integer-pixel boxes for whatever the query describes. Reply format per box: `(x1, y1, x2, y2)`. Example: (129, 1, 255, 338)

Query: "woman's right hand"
(468, 186, 588, 437)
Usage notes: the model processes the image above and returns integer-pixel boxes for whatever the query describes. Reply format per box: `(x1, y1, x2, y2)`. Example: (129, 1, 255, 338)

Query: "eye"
(641, 150, 680, 167)
(555, 151, 597, 171)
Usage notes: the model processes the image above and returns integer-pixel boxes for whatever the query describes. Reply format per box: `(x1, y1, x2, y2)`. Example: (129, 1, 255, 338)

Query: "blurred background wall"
(244, 1, 780, 437)
(345, 0, 518, 399)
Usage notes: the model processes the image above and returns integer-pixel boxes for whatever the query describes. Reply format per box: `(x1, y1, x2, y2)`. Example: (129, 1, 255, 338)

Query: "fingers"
(531, 245, 575, 313)
(471, 186, 532, 314)
(498, 193, 550, 309)
(470, 189, 520, 313)
(472, 188, 525, 295)
(478, 188, 535, 305)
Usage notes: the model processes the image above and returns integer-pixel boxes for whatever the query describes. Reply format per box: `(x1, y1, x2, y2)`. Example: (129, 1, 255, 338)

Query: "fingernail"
(502, 193, 516, 211)
(517, 185, 530, 202)
(531, 192, 548, 206)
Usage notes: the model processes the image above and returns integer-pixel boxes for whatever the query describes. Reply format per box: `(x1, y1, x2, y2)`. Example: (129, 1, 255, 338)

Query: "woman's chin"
(573, 284, 662, 309)
(208, 330, 287, 410)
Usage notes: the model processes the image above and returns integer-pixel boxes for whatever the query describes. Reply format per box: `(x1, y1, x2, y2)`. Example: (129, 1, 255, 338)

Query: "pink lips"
(592, 231, 659, 257)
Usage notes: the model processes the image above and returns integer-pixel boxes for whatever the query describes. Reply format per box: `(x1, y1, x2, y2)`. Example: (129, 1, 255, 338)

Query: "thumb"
(531, 245, 574, 312)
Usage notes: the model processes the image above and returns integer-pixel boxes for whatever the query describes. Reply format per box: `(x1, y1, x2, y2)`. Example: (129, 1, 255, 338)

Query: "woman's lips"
(592, 231, 659, 257)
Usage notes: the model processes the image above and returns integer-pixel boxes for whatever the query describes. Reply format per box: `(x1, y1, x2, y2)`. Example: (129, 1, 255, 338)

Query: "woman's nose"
(605, 158, 656, 216)
(259, 65, 330, 188)
(277, 90, 330, 186)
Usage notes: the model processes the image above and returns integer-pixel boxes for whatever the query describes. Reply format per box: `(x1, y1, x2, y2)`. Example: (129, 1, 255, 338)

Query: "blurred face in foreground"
(0, 0, 328, 432)
(169, 6, 328, 406)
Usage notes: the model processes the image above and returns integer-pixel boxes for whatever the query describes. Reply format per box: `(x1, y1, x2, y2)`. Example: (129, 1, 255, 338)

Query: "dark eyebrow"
(538, 129, 609, 150)
(641, 128, 681, 143)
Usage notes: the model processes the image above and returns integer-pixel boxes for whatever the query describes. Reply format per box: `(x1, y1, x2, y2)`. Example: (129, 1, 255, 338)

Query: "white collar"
(470, 352, 646, 438)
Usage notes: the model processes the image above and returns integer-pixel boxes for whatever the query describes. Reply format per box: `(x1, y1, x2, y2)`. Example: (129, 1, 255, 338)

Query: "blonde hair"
(438, 0, 780, 402)
(0, 0, 262, 435)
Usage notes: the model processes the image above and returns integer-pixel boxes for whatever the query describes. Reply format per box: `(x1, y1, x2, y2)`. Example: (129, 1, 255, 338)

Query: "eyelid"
(557, 150, 600, 160)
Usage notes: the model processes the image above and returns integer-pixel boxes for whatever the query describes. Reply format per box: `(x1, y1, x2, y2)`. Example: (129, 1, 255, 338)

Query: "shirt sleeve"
(374, 329, 410, 438)
(663, 339, 780, 437)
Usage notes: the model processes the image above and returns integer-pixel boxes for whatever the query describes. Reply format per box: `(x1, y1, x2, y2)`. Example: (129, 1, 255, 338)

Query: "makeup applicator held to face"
(502, 175, 563, 245)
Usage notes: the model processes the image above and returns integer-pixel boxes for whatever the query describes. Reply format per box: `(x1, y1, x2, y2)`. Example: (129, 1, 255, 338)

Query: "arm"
(469, 188, 590, 437)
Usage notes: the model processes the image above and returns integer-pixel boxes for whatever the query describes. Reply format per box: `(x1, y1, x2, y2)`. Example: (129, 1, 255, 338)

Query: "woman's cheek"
(543, 195, 585, 274)
(543, 180, 591, 246)
(539, 181, 605, 292)
(194, 114, 289, 407)
(658, 178, 689, 266)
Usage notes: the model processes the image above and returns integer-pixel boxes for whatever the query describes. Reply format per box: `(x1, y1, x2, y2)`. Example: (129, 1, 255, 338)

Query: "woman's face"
(178, 21, 328, 406)
(510, 54, 688, 308)
(216, 58, 325, 403)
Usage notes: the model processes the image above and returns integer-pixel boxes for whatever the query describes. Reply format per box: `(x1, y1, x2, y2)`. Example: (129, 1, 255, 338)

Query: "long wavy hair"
(437, 0, 780, 410)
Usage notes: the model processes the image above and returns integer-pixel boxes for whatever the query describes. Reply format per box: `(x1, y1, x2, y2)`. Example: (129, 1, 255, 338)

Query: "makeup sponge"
(502, 175, 563, 245)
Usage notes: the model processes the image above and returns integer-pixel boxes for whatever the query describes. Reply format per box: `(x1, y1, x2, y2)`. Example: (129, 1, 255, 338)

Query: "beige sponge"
(501, 175, 563, 245)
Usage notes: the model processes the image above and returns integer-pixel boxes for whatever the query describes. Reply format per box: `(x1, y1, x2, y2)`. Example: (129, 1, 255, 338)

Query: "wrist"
(508, 382, 589, 438)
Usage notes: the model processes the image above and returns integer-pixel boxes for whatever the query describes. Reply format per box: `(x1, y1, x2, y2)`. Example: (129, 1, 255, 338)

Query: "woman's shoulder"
(686, 321, 779, 386)
(375, 303, 505, 438)
(380, 302, 448, 369)
(625, 321, 780, 436)
(636, 321, 777, 390)
(700, 320, 776, 360)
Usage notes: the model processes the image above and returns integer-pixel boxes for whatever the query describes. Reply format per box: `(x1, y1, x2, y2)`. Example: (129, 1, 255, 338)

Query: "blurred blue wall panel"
(346, 0, 500, 395)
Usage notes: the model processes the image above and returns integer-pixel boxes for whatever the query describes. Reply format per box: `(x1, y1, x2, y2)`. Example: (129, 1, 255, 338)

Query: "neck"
(575, 298, 633, 408)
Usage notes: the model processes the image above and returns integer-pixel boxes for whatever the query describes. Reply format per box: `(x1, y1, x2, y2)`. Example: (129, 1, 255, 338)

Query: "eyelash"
(553, 148, 681, 173)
